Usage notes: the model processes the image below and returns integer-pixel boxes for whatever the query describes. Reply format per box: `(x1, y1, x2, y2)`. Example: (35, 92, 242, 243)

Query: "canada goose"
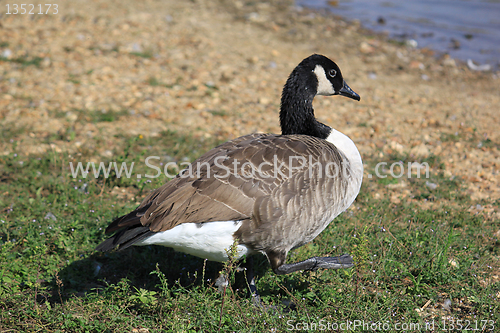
(96, 54, 362, 298)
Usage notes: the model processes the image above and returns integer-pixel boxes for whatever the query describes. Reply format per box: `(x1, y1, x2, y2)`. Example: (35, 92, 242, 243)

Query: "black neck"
(280, 80, 331, 140)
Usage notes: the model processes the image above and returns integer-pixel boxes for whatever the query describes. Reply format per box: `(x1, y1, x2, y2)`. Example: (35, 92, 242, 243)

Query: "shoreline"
(297, 0, 500, 71)
(0, 0, 499, 202)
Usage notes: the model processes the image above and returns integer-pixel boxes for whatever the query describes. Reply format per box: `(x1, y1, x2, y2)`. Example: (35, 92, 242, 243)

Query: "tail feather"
(104, 203, 152, 234)
(95, 225, 153, 252)
(96, 205, 154, 252)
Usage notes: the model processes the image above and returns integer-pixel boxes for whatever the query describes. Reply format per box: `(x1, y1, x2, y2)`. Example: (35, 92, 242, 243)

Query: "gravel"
(0, 0, 498, 206)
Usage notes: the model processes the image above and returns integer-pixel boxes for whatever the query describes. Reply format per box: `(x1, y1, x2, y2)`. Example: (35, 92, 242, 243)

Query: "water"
(298, 0, 500, 69)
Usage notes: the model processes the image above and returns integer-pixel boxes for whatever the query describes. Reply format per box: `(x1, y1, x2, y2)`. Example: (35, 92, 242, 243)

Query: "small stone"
(101, 150, 113, 158)
(247, 12, 263, 23)
(49, 143, 62, 153)
(247, 56, 259, 64)
(443, 299, 452, 311)
(409, 61, 424, 69)
(41, 57, 51, 68)
(410, 144, 430, 157)
(44, 212, 57, 221)
(425, 181, 438, 190)
(442, 56, 456, 67)
(259, 97, 270, 105)
(406, 39, 418, 48)
(390, 195, 401, 204)
(79, 183, 88, 193)
(131, 329, 150, 333)
(1, 49, 12, 59)
(66, 111, 78, 123)
(131, 43, 142, 52)
(359, 41, 374, 54)
(389, 141, 404, 154)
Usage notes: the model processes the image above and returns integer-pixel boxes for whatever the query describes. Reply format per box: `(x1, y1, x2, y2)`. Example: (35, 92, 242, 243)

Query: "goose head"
(280, 54, 360, 138)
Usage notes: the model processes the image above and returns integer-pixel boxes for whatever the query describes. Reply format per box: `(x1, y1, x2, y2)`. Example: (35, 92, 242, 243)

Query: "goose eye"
(328, 69, 337, 78)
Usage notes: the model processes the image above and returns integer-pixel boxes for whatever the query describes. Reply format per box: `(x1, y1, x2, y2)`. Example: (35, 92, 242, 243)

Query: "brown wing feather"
(106, 133, 348, 240)
(134, 133, 273, 232)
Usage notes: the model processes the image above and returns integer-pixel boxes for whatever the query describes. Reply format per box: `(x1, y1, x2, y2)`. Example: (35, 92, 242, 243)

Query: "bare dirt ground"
(1, 0, 499, 210)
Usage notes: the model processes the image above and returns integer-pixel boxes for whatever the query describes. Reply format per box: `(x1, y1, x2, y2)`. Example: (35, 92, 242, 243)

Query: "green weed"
(0, 130, 498, 331)
(0, 55, 43, 67)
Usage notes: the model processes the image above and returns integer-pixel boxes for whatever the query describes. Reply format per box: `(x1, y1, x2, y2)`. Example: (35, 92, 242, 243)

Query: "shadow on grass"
(50, 245, 308, 305)
(53, 247, 217, 301)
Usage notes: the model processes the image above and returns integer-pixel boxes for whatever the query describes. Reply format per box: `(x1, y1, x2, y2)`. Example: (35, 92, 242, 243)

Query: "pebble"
(359, 41, 375, 54)
(259, 97, 270, 105)
(389, 141, 404, 154)
(442, 56, 457, 67)
(409, 61, 424, 70)
(1, 49, 12, 58)
(425, 181, 438, 190)
(44, 212, 57, 221)
(101, 150, 113, 158)
(247, 12, 263, 23)
(0, 0, 498, 206)
(405, 39, 418, 48)
(131, 329, 149, 333)
(442, 299, 452, 311)
(410, 144, 430, 157)
(66, 111, 78, 122)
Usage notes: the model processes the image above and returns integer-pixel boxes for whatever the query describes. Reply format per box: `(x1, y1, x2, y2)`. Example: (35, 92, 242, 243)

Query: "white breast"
(326, 128, 364, 210)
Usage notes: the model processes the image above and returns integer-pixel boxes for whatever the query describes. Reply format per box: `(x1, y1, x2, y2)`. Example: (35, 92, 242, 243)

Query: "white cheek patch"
(313, 65, 335, 96)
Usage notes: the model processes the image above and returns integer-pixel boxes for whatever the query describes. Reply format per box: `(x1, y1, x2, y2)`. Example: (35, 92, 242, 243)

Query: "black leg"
(244, 256, 261, 305)
(215, 257, 262, 305)
(274, 254, 353, 275)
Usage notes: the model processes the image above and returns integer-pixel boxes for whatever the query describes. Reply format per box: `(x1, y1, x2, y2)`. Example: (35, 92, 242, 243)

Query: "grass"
(0, 130, 498, 332)
(130, 49, 154, 59)
(51, 108, 131, 125)
(0, 55, 43, 68)
(146, 76, 178, 88)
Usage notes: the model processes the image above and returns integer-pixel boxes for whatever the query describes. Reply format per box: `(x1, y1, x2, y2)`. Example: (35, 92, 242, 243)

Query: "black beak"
(338, 81, 360, 101)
